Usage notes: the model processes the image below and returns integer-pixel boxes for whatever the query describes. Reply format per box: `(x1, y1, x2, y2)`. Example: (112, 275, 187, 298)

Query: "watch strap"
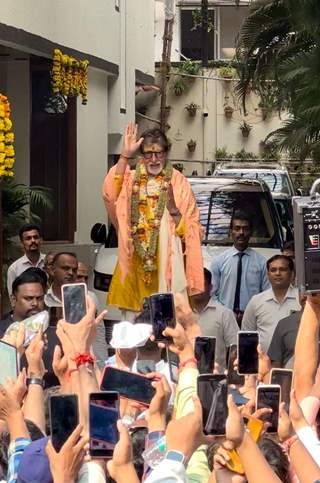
(26, 377, 44, 388)
(165, 450, 187, 467)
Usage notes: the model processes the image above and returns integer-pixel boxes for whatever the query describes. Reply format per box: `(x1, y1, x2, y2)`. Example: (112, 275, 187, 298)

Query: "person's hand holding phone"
(225, 395, 246, 449)
(46, 424, 88, 483)
(146, 373, 171, 432)
(59, 295, 99, 354)
(161, 322, 195, 365)
(25, 330, 45, 378)
(107, 420, 139, 483)
(4, 369, 27, 408)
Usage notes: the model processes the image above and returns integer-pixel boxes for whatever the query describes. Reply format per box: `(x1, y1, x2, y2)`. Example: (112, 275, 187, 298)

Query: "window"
(180, 8, 215, 60)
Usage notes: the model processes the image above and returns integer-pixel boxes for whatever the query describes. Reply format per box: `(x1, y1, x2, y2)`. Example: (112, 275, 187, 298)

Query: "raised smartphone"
(226, 344, 245, 386)
(195, 336, 216, 374)
(238, 331, 259, 375)
(62, 282, 87, 324)
(256, 384, 281, 433)
(89, 392, 119, 458)
(50, 394, 79, 452)
(0, 341, 18, 385)
(167, 348, 179, 384)
(197, 374, 228, 435)
(100, 366, 156, 405)
(148, 293, 176, 341)
(270, 368, 293, 411)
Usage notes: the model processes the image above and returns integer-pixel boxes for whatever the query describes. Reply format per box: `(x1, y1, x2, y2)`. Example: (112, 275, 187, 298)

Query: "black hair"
(282, 240, 295, 253)
(23, 267, 48, 288)
(267, 254, 294, 272)
(140, 128, 169, 153)
(131, 427, 148, 480)
(258, 437, 290, 483)
(230, 210, 253, 231)
(204, 267, 212, 285)
(52, 252, 78, 266)
(25, 419, 45, 441)
(206, 442, 220, 472)
(19, 223, 41, 241)
(12, 270, 47, 296)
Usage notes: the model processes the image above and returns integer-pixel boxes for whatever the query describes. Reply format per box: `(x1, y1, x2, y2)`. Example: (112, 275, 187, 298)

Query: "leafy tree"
(235, 0, 320, 158)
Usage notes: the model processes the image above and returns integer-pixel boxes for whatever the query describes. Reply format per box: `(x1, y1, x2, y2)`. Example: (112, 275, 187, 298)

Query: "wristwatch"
(165, 450, 187, 467)
(26, 377, 44, 388)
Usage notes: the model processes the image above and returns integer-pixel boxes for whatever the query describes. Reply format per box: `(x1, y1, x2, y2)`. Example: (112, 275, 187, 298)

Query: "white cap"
(110, 321, 153, 349)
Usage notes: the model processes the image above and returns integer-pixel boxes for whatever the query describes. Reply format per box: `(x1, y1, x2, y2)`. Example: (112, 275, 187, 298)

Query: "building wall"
(0, 0, 120, 64)
(138, 70, 285, 176)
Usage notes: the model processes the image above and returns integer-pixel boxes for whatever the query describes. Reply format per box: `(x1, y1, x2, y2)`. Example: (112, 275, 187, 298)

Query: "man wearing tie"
(210, 210, 270, 326)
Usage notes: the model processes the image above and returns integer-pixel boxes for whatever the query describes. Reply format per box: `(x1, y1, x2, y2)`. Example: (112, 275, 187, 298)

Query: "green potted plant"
(215, 147, 231, 160)
(172, 78, 186, 96)
(218, 66, 235, 80)
(185, 102, 200, 117)
(239, 121, 252, 138)
(224, 105, 234, 119)
(187, 139, 197, 152)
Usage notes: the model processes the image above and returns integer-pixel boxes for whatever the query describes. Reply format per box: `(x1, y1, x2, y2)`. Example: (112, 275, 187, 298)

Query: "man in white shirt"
(190, 268, 239, 371)
(7, 224, 45, 296)
(242, 254, 300, 351)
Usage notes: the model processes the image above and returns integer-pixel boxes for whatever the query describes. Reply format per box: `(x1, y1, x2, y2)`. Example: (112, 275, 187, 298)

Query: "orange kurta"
(102, 161, 204, 311)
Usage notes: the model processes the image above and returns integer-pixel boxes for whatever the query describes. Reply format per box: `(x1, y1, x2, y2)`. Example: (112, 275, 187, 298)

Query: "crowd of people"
(0, 123, 319, 482)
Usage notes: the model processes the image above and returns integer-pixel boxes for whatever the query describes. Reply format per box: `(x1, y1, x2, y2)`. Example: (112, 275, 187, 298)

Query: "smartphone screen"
(0, 341, 17, 385)
(256, 385, 280, 433)
(195, 337, 216, 374)
(197, 375, 228, 435)
(100, 367, 156, 405)
(50, 394, 79, 452)
(227, 344, 245, 386)
(238, 331, 259, 375)
(270, 369, 293, 411)
(136, 360, 156, 375)
(148, 293, 176, 341)
(89, 392, 119, 458)
(62, 283, 87, 324)
(167, 348, 179, 384)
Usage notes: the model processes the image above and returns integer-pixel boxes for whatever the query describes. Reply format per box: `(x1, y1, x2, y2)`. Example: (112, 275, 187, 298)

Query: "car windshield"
(193, 188, 279, 248)
(216, 171, 291, 195)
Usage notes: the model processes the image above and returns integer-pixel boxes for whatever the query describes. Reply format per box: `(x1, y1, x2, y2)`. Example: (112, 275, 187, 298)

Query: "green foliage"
(2, 178, 53, 255)
(234, 149, 258, 161)
(215, 147, 232, 159)
(178, 60, 201, 76)
(235, 0, 320, 158)
(172, 78, 186, 96)
(218, 66, 236, 79)
(191, 8, 215, 33)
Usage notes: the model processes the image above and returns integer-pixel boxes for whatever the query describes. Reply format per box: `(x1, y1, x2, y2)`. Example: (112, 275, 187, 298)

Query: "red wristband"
(72, 353, 95, 368)
(179, 357, 197, 371)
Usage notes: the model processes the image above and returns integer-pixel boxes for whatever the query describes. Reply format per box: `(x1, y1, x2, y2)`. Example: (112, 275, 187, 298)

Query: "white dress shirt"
(7, 253, 46, 295)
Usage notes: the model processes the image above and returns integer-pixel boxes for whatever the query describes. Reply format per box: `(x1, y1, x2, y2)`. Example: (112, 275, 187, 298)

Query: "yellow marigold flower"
(5, 145, 14, 157)
(0, 142, 5, 152)
(4, 118, 12, 131)
(5, 132, 14, 143)
(0, 153, 5, 163)
(0, 133, 4, 142)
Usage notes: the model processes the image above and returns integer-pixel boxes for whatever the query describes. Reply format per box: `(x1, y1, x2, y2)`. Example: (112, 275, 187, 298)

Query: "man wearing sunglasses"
(103, 123, 204, 317)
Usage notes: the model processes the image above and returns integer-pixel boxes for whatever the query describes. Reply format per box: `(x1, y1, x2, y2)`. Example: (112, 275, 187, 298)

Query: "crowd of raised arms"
(0, 123, 319, 483)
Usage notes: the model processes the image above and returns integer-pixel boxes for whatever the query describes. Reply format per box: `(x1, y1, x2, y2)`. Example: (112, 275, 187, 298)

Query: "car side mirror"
(90, 223, 107, 244)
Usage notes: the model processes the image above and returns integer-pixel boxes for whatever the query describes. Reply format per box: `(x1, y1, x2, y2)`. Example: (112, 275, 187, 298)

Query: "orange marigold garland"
(0, 94, 15, 177)
(51, 49, 89, 105)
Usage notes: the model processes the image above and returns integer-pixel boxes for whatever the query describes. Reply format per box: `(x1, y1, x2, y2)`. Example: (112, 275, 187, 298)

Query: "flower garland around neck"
(131, 159, 173, 285)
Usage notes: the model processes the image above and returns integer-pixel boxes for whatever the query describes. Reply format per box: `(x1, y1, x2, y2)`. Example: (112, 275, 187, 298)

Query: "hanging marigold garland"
(51, 49, 89, 105)
(0, 94, 15, 177)
(131, 160, 173, 285)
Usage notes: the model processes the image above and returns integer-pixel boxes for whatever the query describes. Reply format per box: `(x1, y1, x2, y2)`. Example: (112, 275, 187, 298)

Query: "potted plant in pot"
(185, 102, 200, 117)
(218, 66, 235, 80)
(224, 105, 234, 119)
(239, 121, 252, 138)
(187, 139, 197, 152)
(172, 78, 186, 96)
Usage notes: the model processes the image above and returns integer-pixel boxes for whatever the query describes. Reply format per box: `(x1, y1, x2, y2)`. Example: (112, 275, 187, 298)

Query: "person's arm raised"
(294, 295, 320, 401)
(116, 123, 143, 176)
(107, 420, 140, 483)
(226, 395, 281, 483)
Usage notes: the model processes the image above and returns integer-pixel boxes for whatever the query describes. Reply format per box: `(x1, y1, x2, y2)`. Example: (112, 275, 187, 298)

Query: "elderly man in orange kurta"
(102, 123, 204, 316)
